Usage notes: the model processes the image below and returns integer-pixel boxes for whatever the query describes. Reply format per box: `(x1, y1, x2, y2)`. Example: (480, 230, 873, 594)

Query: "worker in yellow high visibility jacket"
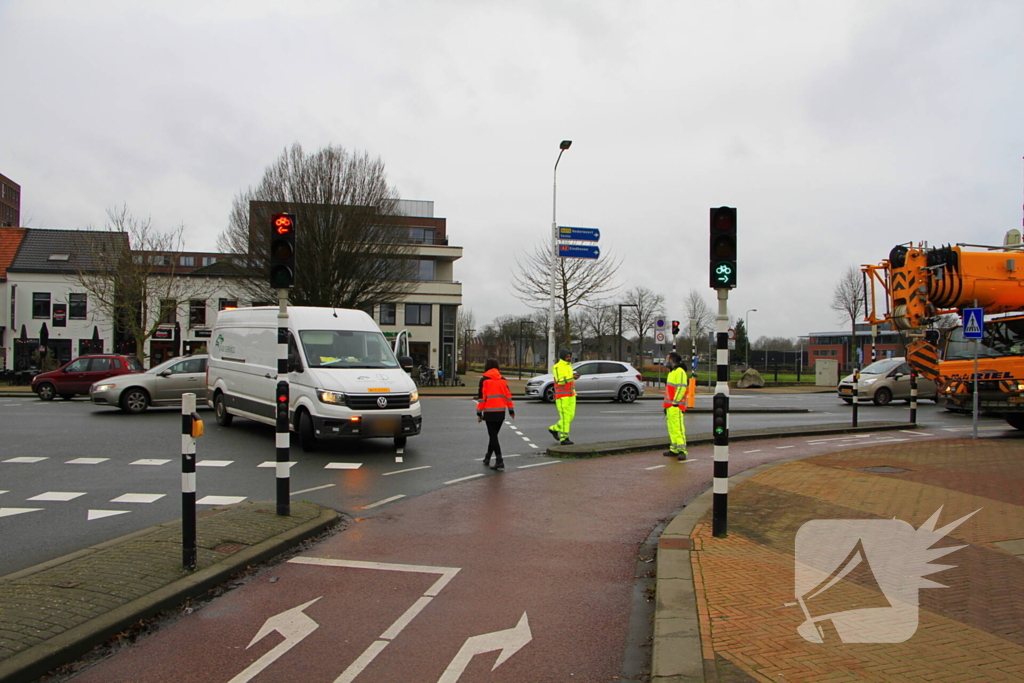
(548, 348, 579, 445)
(663, 352, 688, 460)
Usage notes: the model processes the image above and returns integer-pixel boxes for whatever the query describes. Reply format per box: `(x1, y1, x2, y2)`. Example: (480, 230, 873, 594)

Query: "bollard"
(909, 371, 918, 424)
(851, 367, 860, 428)
(181, 392, 198, 571)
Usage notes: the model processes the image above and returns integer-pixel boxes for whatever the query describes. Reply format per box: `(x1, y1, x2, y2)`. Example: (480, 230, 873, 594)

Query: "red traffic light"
(274, 215, 294, 235)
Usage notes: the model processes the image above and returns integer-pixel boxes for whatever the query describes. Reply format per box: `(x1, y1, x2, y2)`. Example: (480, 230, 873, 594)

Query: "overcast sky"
(4, 0, 1022, 341)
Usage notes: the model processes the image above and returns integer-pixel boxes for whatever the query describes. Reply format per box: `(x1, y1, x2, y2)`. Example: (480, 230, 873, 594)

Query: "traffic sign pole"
(963, 306, 984, 440)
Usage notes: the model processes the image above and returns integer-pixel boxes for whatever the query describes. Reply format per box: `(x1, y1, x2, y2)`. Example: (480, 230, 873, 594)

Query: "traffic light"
(671, 320, 680, 336)
(709, 207, 737, 289)
(713, 394, 729, 444)
(269, 213, 297, 289)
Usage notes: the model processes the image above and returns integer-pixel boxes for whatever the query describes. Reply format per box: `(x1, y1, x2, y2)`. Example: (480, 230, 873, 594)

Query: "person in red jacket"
(476, 359, 516, 470)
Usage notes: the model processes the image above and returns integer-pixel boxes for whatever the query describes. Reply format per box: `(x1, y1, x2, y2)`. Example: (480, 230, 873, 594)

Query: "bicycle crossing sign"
(962, 308, 984, 339)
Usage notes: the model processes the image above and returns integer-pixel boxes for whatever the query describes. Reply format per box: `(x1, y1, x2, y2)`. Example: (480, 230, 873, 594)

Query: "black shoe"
(678, 451, 688, 461)
(549, 429, 559, 441)
(560, 439, 574, 446)
(483, 456, 491, 466)
(663, 451, 676, 457)
(490, 460, 505, 471)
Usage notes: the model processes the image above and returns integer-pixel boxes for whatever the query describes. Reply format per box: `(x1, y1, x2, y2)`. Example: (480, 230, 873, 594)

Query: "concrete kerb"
(0, 504, 340, 683)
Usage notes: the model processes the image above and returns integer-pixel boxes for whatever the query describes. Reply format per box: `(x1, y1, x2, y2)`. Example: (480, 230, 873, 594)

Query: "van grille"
(345, 393, 411, 410)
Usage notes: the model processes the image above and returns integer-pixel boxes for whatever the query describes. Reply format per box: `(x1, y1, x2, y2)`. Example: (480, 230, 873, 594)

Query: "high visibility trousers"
(550, 396, 576, 440)
(666, 406, 687, 454)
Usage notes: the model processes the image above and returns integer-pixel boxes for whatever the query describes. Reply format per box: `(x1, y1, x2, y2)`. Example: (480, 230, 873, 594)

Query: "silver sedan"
(90, 355, 208, 414)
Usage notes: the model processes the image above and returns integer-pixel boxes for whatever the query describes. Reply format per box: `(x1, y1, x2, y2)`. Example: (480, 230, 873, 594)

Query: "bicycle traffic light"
(709, 207, 737, 289)
(269, 213, 297, 289)
(713, 393, 729, 444)
(671, 320, 680, 336)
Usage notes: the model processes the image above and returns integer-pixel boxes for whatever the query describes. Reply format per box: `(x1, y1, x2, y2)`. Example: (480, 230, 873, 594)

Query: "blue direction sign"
(559, 244, 600, 259)
(962, 308, 984, 339)
(558, 226, 600, 242)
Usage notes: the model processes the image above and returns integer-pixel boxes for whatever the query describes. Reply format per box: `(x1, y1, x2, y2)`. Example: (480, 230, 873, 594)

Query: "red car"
(31, 354, 145, 401)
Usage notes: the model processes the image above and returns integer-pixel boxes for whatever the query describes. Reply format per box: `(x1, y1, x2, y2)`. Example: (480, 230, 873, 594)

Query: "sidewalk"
(652, 438, 1024, 682)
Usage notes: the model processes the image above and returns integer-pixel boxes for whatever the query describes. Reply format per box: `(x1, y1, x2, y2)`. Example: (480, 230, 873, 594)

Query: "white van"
(206, 306, 420, 450)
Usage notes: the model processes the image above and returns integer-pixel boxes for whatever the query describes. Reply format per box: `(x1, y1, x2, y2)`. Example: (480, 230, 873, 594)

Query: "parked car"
(90, 355, 208, 414)
(525, 360, 645, 403)
(31, 354, 145, 401)
(837, 357, 937, 405)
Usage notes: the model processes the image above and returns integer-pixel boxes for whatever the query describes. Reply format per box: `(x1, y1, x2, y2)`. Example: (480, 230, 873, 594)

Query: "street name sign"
(558, 226, 600, 241)
(558, 244, 600, 259)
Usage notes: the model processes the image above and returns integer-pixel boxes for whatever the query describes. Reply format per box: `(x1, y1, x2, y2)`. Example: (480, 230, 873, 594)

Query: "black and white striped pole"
(909, 370, 918, 424)
(181, 392, 201, 571)
(712, 288, 730, 538)
(276, 293, 291, 517)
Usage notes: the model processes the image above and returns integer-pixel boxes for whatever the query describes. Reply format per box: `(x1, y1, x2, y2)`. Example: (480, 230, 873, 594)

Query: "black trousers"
(485, 419, 504, 458)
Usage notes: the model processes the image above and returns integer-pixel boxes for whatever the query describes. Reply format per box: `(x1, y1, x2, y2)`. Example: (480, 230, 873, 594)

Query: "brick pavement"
(689, 438, 1024, 682)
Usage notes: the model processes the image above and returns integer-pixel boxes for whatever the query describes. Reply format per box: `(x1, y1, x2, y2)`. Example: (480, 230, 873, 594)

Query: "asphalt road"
(0, 392, 1010, 576)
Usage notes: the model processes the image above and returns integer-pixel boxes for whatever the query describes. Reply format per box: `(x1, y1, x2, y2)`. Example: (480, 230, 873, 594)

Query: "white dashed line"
(517, 461, 560, 469)
(197, 460, 234, 467)
(66, 458, 109, 465)
(27, 492, 86, 502)
(323, 462, 362, 470)
(521, 436, 531, 441)
(110, 493, 166, 504)
(776, 445, 795, 450)
(3, 457, 47, 464)
(259, 461, 299, 469)
(444, 474, 485, 484)
(645, 465, 667, 470)
(529, 444, 539, 449)
(899, 430, 931, 436)
(361, 495, 406, 509)
(744, 449, 762, 454)
(131, 459, 172, 466)
(383, 466, 431, 476)
(292, 484, 336, 495)
(197, 495, 247, 505)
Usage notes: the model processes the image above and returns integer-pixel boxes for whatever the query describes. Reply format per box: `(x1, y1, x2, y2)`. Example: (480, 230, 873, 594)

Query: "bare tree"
(457, 307, 476, 370)
(831, 265, 866, 369)
(70, 205, 217, 364)
(217, 143, 418, 309)
(621, 286, 665, 367)
(510, 242, 620, 350)
(579, 305, 617, 358)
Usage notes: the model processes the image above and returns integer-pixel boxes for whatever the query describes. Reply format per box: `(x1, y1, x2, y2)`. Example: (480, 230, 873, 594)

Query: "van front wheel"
(298, 411, 318, 452)
(215, 393, 233, 427)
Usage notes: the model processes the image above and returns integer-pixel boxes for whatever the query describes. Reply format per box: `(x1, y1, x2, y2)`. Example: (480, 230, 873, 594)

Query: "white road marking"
(197, 495, 247, 505)
(645, 465, 667, 470)
(228, 598, 322, 683)
(65, 458, 109, 465)
(131, 459, 172, 466)
(396, 448, 404, 455)
(291, 484, 336, 496)
(323, 462, 362, 470)
(383, 466, 431, 476)
(110, 493, 166, 504)
(27, 491, 86, 502)
(869, 438, 908, 443)
(445, 474, 485, 484)
(437, 613, 532, 683)
(395, 456, 404, 463)
(88, 509, 130, 520)
(197, 460, 234, 467)
(259, 461, 298, 468)
(3, 457, 47, 463)
(776, 445, 795, 449)
(529, 444, 539, 449)
(0, 508, 43, 518)
(521, 436, 531, 441)
(517, 461, 559, 469)
(361, 495, 406, 509)
(0, 491, 7, 496)
(744, 449, 762, 453)
(899, 430, 932, 436)
(942, 426, 1007, 432)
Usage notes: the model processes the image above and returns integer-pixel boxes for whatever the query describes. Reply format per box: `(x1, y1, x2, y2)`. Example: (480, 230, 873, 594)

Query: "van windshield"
(298, 330, 400, 369)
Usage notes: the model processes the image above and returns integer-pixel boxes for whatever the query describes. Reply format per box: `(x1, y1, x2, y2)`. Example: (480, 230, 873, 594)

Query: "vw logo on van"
(377, 396, 388, 408)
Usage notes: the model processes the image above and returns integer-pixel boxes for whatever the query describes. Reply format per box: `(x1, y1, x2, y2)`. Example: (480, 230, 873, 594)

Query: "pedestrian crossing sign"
(962, 308, 984, 339)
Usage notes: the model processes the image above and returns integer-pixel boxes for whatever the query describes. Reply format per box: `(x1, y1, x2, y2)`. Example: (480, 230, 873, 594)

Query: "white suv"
(525, 361, 645, 403)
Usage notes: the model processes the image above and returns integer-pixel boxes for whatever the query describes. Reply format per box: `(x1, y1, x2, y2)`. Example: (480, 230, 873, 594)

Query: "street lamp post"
(547, 140, 572, 373)
(617, 303, 638, 363)
(465, 328, 475, 375)
(745, 309, 757, 369)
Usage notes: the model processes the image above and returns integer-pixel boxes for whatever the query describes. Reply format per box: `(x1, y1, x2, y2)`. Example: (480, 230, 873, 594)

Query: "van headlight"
(317, 390, 347, 405)
(410, 390, 419, 404)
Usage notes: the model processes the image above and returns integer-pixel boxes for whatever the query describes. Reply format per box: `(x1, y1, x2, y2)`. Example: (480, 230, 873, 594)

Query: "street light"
(518, 320, 534, 380)
(547, 140, 572, 372)
(745, 309, 757, 369)
(464, 328, 475, 374)
(617, 303, 638, 363)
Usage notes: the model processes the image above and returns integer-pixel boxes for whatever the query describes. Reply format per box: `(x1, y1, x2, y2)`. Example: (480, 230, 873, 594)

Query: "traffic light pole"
(712, 288, 730, 538)
(276, 290, 291, 517)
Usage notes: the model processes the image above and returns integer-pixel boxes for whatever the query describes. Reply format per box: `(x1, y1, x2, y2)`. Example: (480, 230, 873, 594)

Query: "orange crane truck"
(862, 240, 1024, 430)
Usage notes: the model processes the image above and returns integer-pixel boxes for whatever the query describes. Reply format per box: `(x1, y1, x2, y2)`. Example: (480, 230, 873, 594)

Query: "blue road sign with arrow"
(962, 308, 984, 339)
(558, 226, 600, 241)
(559, 244, 600, 259)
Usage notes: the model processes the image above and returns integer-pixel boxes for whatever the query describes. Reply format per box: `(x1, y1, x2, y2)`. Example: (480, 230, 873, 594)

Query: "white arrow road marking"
(87, 509, 130, 521)
(437, 612, 532, 683)
(227, 597, 321, 683)
(0, 508, 43, 518)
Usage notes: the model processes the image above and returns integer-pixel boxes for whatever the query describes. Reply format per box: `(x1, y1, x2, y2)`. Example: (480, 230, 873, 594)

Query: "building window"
(69, 293, 87, 319)
(416, 260, 436, 281)
(219, 298, 238, 311)
(405, 304, 432, 326)
(202, 256, 217, 266)
(409, 227, 436, 244)
(189, 300, 207, 328)
(380, 303, 396, 326)
(159, 299, 177, 325)
(179, 255, 195, 267)
(32, 292, 50, 318)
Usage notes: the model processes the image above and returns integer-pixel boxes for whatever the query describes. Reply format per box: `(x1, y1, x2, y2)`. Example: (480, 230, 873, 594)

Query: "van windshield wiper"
(324, 364, 393, 369)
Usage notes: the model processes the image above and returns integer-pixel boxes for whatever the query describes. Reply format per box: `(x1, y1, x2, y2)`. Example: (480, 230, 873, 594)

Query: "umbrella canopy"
(39, 323, 49, 346)
(19, 324, 27, 340)
(91, 326, 101, 341)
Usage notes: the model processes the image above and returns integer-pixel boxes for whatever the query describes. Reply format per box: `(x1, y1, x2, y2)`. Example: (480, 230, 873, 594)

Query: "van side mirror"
(399, 355, 414, 374)
(288, 356, 304, 373)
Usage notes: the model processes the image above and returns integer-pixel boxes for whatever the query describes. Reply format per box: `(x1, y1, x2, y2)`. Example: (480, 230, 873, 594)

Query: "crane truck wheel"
(1003, 414, 1024, 430)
